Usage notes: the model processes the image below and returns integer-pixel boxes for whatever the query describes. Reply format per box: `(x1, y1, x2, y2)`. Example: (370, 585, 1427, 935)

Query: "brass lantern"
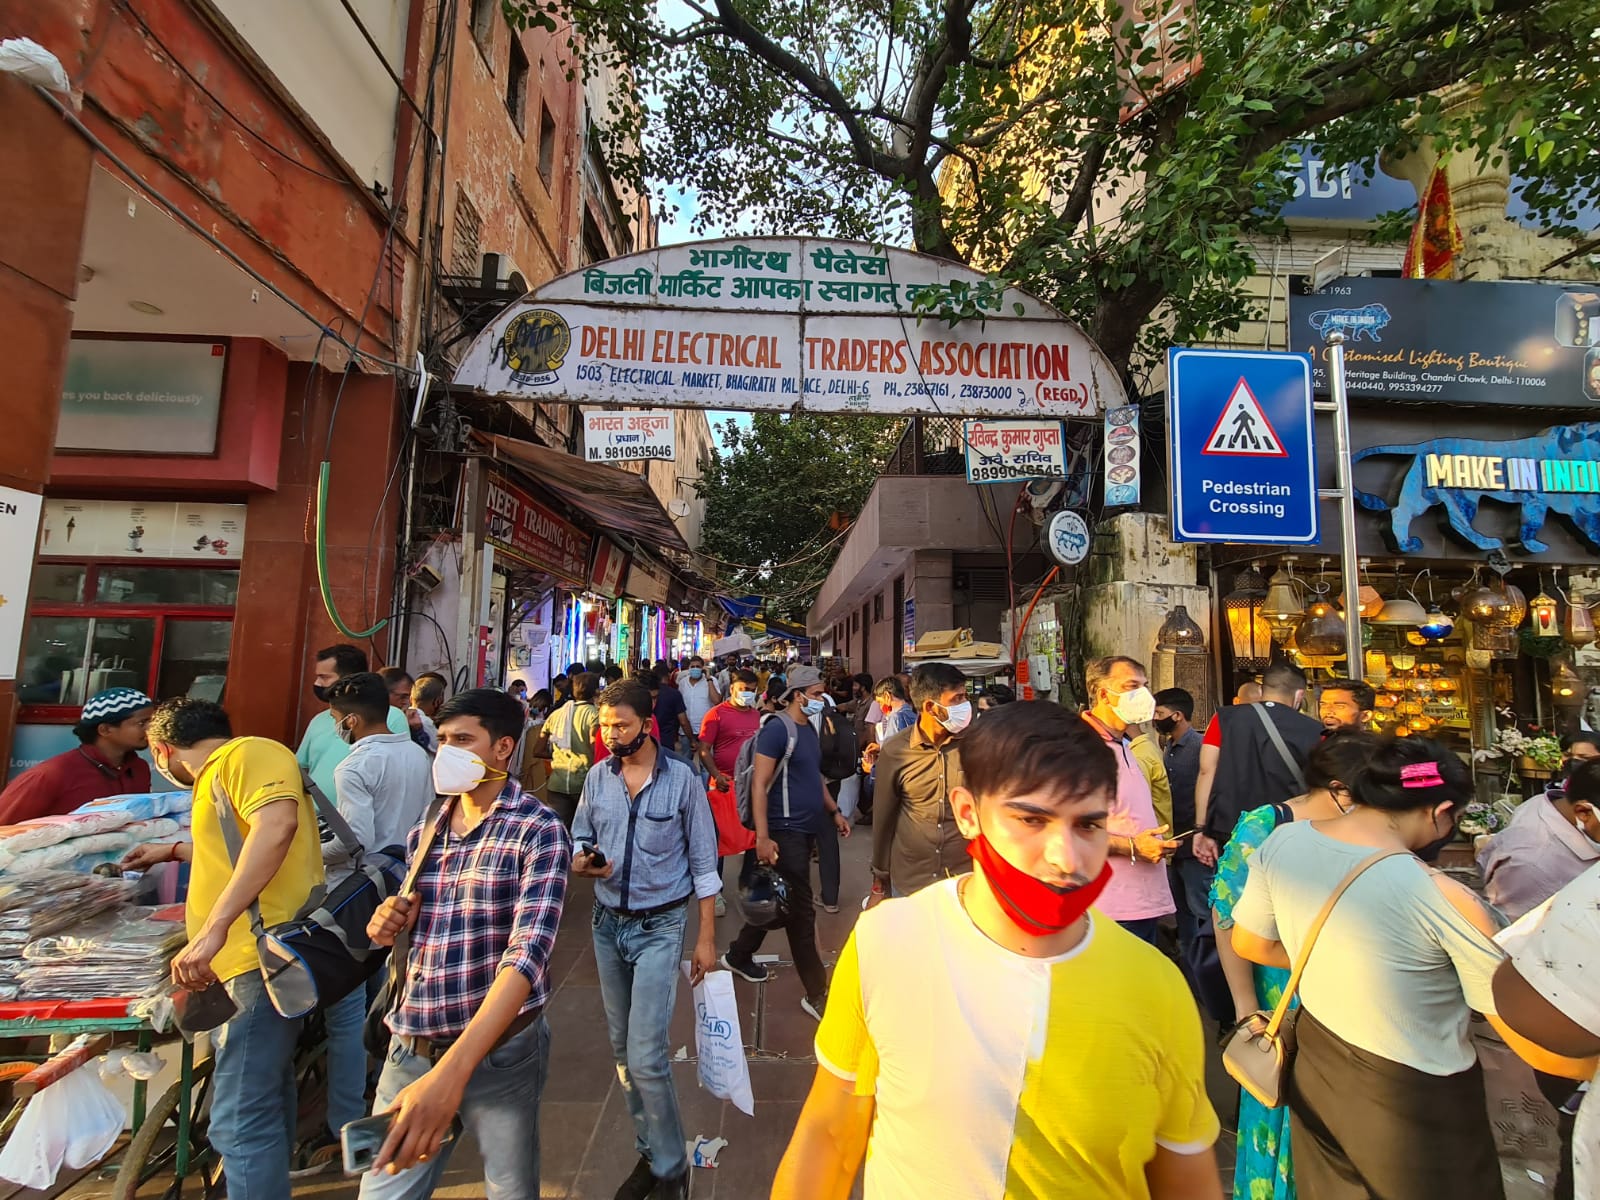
(1529, 590, 1561, 637)
(1462, 582, 1514, 625)
(1552, 658, 1586, 704)
(1224, 565, 1273, 672)
(1156, 605, 1206, 652)
(1296, 595, 1348, 657)
(1564, 592, 1596, 646)
(1262, 569, 1305, 641)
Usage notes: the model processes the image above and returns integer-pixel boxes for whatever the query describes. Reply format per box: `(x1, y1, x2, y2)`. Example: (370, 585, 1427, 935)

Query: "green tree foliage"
(511, 0, 1599, 382)
(695, 413, 903, 618)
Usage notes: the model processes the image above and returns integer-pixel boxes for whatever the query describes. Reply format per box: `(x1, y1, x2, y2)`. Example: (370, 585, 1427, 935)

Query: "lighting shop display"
(1262, 566, 1304, 641)
(1529, 588, 1561, 638)
(1295, 594, 1348, 657)
(1155, 605, 1206, 652)
(1224, 565, 1273, 672)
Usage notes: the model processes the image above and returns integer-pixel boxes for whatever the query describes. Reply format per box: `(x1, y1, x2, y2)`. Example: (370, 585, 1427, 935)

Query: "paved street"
(47, 829, 1562, 1200)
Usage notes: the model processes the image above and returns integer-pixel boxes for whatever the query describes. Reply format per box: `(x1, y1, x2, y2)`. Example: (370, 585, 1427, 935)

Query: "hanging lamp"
(1529, 580, 1561, 638)
(1156, 604, 1206, 652)
(1262, 562, 1304, 640)
(1224, 564, 1273, 671)
(1562, 582, 1596, 646)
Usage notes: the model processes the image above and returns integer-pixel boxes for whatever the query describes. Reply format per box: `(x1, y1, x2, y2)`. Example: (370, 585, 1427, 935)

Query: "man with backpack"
(720, 665, 849, 1020)
(812, 682, 860, 912)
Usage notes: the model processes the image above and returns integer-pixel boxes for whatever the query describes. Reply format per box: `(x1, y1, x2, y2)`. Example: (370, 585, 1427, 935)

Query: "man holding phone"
(573, 678, 720, 1200)
(359, 688, 571, 1198)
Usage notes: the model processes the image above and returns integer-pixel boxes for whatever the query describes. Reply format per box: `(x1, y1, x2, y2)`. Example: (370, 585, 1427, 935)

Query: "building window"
(538, 103, 558, 189)
(470, 0, 495, 55)
(451, 190, 481, 278)
(18, 560, 238, 715)
(506, 39, 530, 133)
(873, 592, 884, 623)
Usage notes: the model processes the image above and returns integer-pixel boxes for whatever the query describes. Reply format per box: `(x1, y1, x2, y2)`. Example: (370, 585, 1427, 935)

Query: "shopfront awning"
(479, 433, 690, 553)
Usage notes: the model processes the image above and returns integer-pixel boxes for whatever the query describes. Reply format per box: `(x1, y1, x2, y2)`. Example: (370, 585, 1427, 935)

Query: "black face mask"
(1415, 814, 1460, 864)
(606, 728, 651, 759)
(312, 683, 332, 703)
(1152, 715, 1178, 735)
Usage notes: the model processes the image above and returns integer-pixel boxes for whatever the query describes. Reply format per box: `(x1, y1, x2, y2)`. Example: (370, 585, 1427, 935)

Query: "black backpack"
(818, 706, 859, 781)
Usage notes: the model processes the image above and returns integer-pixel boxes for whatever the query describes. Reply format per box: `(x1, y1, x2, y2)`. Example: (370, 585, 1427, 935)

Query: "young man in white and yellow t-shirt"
(773, 700, 1221, 1200)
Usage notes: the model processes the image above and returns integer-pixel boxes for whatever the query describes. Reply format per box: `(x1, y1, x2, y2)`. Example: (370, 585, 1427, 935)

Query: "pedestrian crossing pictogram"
(1200, 378, 1288, 457)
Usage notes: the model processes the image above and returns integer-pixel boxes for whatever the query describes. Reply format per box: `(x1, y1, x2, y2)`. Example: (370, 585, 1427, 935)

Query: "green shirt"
(297, 706, 408, 802)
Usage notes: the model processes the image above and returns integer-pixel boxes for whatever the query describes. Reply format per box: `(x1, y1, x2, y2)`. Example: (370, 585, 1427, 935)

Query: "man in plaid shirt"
(361, 688, 571, 1199)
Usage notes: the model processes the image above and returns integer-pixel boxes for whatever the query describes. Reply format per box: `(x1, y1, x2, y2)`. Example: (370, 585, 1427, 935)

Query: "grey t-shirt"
(1233, 820, 1504, 1075)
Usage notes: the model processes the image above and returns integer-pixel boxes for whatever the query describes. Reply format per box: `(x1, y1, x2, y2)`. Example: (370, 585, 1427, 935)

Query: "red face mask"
(967, 834, 1112, 936)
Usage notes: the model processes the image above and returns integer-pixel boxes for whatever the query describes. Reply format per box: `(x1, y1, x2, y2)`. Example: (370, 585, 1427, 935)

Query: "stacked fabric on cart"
(17, 905, 186, 1000)
(0, 874, 135, 999)
(0, 791, 192, 875)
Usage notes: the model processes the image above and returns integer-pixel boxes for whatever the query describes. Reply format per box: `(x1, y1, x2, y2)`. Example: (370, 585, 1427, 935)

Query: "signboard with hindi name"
(963, 420, 1068, 484)
(453, 239, 1125, 419)
(584, 410, 676, 462)
(484, 470, 593, 586)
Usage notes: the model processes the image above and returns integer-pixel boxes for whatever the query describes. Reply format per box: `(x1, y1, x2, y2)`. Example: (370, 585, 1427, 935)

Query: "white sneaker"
(714, 894, 727, 917)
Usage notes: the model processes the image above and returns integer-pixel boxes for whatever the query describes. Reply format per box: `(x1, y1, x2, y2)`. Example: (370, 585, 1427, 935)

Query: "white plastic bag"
(0, 1062, 125, 1188)
(684, 967, 754, 1115)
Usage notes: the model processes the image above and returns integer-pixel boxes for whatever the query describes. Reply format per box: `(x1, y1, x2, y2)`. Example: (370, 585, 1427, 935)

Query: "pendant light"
(1552, 658, 1585, 703)
(1262, 562, 1305, 640)
(1296, 589, 1348, 657)
(1529, 582, 1560, 638)
(1336, 558, 1385, 619)
(1461, 573, 1514, 625)
(1372, 566, 1428, 626)
(1563, 583, 1596, 646)
(1502, 582, 1528, 629)
(1224, 564, 1273, 671)
(1156, 604, 1206, 652)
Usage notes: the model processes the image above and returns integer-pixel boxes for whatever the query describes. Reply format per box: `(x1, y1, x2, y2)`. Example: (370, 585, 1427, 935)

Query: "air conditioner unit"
(481, 252, 529, 295)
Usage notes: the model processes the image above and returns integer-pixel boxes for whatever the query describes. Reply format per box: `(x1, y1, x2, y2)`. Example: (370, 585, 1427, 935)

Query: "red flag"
(1403, 166, 1464, 279)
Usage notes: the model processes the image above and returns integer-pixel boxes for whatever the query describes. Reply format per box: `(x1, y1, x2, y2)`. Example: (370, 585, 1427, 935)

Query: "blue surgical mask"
(801, 697, 825, 717)
(689, 668, 704, 681)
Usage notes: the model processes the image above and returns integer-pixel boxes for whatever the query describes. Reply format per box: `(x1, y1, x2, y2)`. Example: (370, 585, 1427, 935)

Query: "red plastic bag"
(706, 785, 755, 856)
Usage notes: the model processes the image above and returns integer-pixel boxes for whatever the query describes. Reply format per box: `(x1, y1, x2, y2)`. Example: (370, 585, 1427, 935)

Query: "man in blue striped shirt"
(574, 678, 720, 1200)
(361, 688, 571, 1199)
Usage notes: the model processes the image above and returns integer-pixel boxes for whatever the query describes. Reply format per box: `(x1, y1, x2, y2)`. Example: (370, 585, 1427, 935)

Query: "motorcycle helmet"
(737, 864, 790, 925)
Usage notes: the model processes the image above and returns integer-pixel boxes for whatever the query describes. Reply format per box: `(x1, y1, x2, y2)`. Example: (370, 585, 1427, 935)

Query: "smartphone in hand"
(341, 1113, 393, 1176)
(581, 842, 608, 868)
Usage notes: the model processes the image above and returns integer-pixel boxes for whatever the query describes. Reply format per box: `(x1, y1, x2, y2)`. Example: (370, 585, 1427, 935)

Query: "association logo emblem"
(493, 308, 570, 386)
(1306, 303, 1391, 343)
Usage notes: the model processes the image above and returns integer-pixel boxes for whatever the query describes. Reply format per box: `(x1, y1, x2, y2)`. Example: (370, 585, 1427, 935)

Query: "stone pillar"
(1080, 513, 1214, 719)
(1382, 84, 1595, 282)
(0, 77, 94, 768)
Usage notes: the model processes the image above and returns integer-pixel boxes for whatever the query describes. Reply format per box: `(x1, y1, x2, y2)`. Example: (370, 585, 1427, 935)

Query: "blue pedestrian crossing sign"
(1168, 348, 1319, 544)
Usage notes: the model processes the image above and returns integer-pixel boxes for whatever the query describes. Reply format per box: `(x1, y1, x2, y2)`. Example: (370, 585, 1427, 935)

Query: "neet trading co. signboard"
(453, 239, 1127, 418)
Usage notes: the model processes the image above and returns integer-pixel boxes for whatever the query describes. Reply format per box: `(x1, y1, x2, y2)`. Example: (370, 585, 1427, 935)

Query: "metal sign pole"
(1323, 330, 1364, 682)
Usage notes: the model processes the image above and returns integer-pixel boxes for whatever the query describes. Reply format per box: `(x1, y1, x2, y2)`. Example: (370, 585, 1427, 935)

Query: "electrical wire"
(118, 0, 367, 189)
(33, 84, 416, 376)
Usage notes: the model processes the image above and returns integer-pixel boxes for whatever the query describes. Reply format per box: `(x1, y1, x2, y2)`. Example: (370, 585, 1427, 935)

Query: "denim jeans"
(213, 970, 302, 1200)
(1117, 917, 1161, 944)
(357, 1016, 551, 1200)
(324, 975, 381, 1138)
(591, 901, 689, 1179)
(1169, 856, 1214, 961)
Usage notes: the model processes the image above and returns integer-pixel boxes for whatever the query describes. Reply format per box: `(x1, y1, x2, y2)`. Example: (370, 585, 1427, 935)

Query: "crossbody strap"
(1250, 704, 1307, 793)
(1264, 848, 1408, 1037)
(303, 771, 365, 859)
(379, 794, 453, 1014)
(210, 777, 270, 940)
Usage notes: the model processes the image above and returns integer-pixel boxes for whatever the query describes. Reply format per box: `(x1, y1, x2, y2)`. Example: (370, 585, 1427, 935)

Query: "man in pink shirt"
(696, 668, 763, 788)
(1079, 656, 1179, 942)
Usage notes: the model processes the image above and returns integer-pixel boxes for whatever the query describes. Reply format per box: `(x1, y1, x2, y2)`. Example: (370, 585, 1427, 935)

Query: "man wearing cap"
(0, 688, 154, 825)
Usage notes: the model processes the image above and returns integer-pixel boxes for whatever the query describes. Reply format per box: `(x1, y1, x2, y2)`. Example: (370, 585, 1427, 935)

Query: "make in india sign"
(453, 239, 1126, 418)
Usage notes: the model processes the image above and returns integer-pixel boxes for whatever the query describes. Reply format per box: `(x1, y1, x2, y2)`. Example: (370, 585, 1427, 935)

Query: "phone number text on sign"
(588, 443, 676, 462)
(584, 410, 677, 463)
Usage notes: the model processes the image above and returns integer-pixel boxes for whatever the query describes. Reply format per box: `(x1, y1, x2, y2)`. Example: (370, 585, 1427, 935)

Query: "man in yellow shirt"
(135, 698, 323, 1200)
(773, 701, 1221, 1200)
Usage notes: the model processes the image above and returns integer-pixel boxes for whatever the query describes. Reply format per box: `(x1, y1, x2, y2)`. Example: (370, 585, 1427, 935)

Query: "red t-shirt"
(700, 701, 761, 777)
(1203, 715, 1222, 748)
(0, 745, 153, 827)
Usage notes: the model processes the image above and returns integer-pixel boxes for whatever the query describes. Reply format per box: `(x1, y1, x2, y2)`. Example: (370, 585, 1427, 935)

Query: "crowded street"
(3, 1, 1600, 1199)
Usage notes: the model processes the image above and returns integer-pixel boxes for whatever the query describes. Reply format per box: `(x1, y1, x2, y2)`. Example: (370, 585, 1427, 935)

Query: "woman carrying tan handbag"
(1229, 737, 1507, 1200)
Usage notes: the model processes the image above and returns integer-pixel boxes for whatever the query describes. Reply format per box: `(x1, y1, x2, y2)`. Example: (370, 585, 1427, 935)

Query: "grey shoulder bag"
(1250, 703, 1307, 793)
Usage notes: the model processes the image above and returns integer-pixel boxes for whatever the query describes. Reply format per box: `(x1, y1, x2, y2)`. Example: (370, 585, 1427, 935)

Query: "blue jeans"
(591, 901, 689, 1179)
(357, 1016, 551, 1200)
(213, 971, 302, 1200)
(324, 975, 381, 1138)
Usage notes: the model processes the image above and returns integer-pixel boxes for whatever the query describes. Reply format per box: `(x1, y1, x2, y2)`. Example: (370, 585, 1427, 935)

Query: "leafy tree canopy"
(510, 0, 1599, 380)
(693, 413, 902, 618)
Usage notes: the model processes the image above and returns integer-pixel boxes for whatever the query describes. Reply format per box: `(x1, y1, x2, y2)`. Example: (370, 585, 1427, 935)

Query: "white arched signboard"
(452, 238, 1126, 418)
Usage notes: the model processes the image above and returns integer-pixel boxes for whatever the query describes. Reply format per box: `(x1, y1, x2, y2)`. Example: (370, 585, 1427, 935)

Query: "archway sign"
(453, 238, 1127, 418)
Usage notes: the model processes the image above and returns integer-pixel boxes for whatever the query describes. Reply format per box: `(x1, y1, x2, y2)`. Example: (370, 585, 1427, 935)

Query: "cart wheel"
(111, 1056, 215, 1200)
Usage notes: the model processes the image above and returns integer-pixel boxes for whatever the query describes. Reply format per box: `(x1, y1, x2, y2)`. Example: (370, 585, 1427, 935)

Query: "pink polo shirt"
(1082, 714, 1177, 922)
